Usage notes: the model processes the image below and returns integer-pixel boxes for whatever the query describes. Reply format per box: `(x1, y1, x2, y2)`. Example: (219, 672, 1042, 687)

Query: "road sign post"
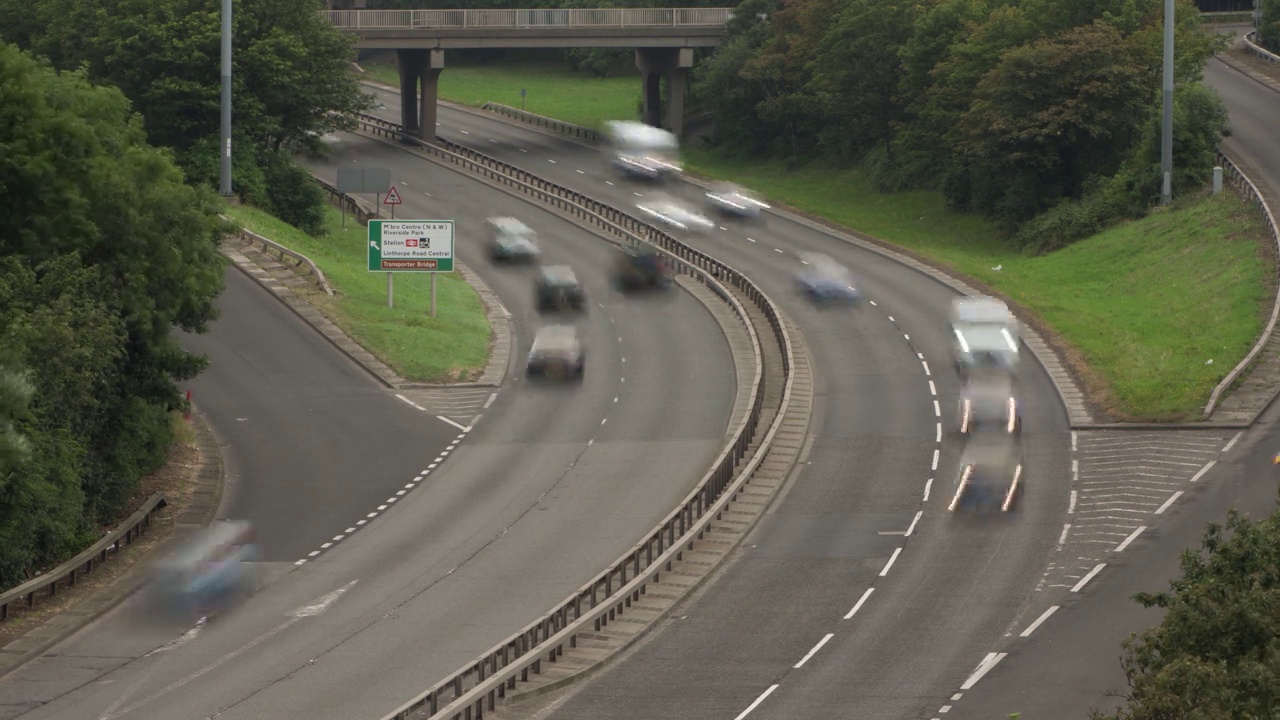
(521, 87, 527, 111)
(384, 185, 403, 219)
(368, 220, 455, 314)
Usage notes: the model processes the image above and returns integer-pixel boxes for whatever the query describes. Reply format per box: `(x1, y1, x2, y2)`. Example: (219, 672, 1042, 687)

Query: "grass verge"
(684, 148, 1271, 421)
(358, 52, 639, 129)
(224, 204, 490, 383)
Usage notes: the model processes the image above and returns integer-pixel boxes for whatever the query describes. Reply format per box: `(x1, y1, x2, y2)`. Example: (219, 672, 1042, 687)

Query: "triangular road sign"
(384, 186, 403, 205)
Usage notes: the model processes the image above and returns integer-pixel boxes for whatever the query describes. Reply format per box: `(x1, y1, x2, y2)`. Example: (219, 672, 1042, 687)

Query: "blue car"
(795, 253, 862, 305)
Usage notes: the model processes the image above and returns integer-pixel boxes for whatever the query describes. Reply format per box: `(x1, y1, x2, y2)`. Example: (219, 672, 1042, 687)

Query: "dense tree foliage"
(1094, 503, 1280, 719)
(1262, 0, 1280, 53)
(0, 43, 227, 587)
(695, 0, 1229, 246)
(0, 0, 368, 234)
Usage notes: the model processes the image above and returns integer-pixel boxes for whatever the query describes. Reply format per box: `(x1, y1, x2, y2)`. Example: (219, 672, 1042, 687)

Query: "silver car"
(705, 183, 770, 220)
(636, 194, 715, 234)
(957, 373, 1020, 435)
(948, 435, 1025, 515)
(527, 325, 586, 382)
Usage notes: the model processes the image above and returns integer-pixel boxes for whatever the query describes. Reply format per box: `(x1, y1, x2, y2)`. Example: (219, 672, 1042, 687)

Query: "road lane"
(357, 88, 1074, 717)
(0, 132, 737, 720)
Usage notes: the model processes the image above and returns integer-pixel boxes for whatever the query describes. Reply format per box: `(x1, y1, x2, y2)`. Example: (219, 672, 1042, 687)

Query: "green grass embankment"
(359, 54, 639, 129)
(225, 204, 491, 382)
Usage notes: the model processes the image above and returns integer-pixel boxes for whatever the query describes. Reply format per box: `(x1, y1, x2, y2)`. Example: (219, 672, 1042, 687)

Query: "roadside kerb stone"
(219, 232, 511, 390)
(482, 306, 812, 712)
(0, 408, 226, 679)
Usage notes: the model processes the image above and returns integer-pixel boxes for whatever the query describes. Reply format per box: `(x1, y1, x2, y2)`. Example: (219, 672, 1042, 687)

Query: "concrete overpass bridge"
(324, 7, 733, 139)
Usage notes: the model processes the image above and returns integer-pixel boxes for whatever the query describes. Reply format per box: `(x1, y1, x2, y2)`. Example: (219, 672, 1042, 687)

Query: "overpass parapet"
(325, 7, 733, 30)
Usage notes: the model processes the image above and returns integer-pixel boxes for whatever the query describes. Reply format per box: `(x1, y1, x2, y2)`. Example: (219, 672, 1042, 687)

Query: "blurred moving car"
(614, 244, 673, 293)
(140, 520, 257, 622)
(950, 296, 1019, 377)
(795, 253, 862, 305)
(948, 435, 1025, 514)
(636, 194, 715, 234)
(604, 121, 683, 181)
(957, 372, 1021, 435)
(535, 265, 587, 313)
(704, 183, 770, 220)
(527, 325, 586, 382)
(487, 217, 540, 263)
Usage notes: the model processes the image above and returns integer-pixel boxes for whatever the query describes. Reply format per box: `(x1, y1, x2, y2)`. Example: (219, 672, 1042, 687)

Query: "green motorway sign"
(368, 220, 455, 272)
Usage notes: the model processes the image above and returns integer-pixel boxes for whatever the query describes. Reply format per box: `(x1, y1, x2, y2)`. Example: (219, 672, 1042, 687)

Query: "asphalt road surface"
(0, 135, 736, 719)
(362, 89, 1074, 719)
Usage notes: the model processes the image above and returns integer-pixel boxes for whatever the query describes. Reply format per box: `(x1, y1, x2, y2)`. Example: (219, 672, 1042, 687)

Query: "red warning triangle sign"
(384, 186, 403, 205)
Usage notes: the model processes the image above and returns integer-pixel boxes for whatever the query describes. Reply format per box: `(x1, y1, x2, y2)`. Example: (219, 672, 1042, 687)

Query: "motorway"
(362, 87, 1073, 719)
(0, 136, 736, 718)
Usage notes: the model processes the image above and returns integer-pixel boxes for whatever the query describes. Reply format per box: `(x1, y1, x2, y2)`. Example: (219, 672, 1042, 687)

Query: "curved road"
(0, 135, 736, 719)
(363, 89, 1073, 718)
(919, 43, 1280, 720)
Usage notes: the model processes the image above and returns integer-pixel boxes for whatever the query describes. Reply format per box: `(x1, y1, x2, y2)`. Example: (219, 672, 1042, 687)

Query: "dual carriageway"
(1, 28, 1278, 720)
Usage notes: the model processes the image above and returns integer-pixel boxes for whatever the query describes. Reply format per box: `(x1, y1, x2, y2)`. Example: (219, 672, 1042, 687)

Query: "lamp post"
(1159, 0, 1174, 205)
(219, 0, 233, 196)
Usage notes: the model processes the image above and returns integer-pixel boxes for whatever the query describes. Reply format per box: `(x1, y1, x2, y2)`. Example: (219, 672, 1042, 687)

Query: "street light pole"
(219, 0, 233, 196)
(1160, 0, 1174, 205)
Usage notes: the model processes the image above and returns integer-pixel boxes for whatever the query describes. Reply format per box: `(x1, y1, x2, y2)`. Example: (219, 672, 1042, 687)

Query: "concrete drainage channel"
(351, 116, 813, 720)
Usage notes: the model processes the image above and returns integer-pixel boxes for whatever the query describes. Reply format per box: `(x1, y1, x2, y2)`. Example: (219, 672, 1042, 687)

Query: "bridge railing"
(324, 7, 732, 30)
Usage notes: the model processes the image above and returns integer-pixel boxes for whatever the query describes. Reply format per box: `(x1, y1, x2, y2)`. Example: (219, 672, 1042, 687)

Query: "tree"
(0, 359, 33, 480)
(0, 42, 227, 530)
(1093, 505, 1280, 719)
(954, 21, 1152, 223)
(1261, 0, 1280, 54)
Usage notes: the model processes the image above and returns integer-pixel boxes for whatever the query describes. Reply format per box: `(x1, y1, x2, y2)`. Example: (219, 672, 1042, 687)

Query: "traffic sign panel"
(384, 186, 403, 205)
(368, 220, 454, 272)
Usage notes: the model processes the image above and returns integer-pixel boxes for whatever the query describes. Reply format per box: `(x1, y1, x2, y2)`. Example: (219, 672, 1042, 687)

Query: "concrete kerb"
(0, 407, 227, 679)
(350, 125, 760, 427)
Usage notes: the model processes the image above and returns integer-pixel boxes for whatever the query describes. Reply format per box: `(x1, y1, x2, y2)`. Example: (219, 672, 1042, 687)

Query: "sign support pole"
(387, 273, 394, 309)
(430, 274, 437, 318)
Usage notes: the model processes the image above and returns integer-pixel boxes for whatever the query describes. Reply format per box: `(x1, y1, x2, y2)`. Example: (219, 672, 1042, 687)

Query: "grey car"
(527, 325, 585, 382)
(948, 435, 1025, 515)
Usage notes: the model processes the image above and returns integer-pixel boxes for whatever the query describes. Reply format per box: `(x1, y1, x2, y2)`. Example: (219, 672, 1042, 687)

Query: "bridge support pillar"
(634, 48, 694, 138)
(395, 48, 445, 142)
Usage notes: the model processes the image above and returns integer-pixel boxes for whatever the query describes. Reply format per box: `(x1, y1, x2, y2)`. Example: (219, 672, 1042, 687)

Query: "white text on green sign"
(369, 220, 455, 272)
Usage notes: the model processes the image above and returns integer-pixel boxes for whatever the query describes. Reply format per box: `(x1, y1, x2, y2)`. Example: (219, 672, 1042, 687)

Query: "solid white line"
(1020, 606, 1059, 637)
(1154, 490, 1183, 515)
(438, 415, 468, 431)
(932, 449, 940, 471)
(1114, 526, 1147, 552)
(844, 588, 874, 619)
(395, 394, 425, 411)
(733, 685, 780, 720)
(483, 392, 497, 409)
(1068, 490, 1077, 514)
(1071, 431, 1077, 452)
(905, 510, 923, 537)
(1222, 431, 1242, 453)
(933, 400, 941, 417)
(922, 361, 930, 375)
(923, 478, 933, 502)
(793, 633, 835, 668)
(929, 380, 937, 396)
(961, 652, 1007, 690)
(1190, 460, 1216, 483)
(1071, 563, 1106, 592)
(879, 547, 903, 577)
